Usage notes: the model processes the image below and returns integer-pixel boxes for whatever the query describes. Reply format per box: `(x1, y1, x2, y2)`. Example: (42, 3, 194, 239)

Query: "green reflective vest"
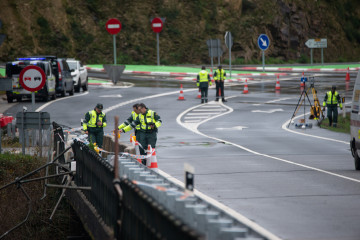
(83, 110, 107, 130)
(118, 111, 140, 130)
(199, 70, 209, 82)
(323, 91, 342, 108)
(214, 69, 226, 81)
(123, 109, 161, 133)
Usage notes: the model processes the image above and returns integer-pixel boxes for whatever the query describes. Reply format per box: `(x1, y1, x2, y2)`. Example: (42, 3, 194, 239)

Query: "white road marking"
(216, 126, 248, 130)
(252, 108, 284, 113)
(99, 94, 122, 98)
(36, 91, 89, 112)
(266, 97, 293, 103)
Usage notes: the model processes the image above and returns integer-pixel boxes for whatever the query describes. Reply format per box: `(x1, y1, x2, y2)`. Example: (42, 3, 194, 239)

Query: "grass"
(320, 112, 350, 133)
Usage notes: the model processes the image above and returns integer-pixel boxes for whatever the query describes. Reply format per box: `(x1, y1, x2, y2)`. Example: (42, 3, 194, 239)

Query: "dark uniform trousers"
(327, 104, 338, 126)
(216, 81, 225, 100)
(138, 131, 157, 155)
(88, 127, 104, 148)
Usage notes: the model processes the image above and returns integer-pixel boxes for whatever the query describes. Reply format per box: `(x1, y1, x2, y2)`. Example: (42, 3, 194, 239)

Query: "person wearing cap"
(119, 103, 162, 163)
(214, 65, 227, 102)
(196, 66, 212, 104)
(323, 85, 342, 127)
(83, 103, 107, 148)
(118, 103, 141, 138)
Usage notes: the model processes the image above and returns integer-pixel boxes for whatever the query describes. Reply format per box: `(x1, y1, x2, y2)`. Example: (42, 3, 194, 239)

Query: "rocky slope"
(0, 0, 359, 65)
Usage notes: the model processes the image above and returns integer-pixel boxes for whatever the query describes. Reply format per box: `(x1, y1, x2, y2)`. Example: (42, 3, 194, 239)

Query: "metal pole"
(210, 40, 214, 72)
(22, 110, 25, 155)
(113, 35, 117, 65)
(217, 39, 220, 65)
(39, 112, 42, 157)
(262, 50, 265, 72)
(157, 33, 160, 66)
(321, 48, 324, 65)
(31, 92, 35, 111)
(229, 36, 232, 79)
(310, 49, 313, 65)
(114, 116, 119, 179)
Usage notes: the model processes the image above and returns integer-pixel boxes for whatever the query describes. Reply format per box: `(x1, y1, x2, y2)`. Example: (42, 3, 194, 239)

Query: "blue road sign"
(257, 34, 270, 51)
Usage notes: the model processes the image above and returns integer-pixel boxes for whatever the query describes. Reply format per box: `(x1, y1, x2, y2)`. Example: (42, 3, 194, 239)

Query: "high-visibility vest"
(199, 70, 209, 82)
(214, 69, 226, 81)
(118, 111, 140, 130)
(323, 91, 342, 108)
(123, 109, 161, 133)
(83, 110, 106, 130)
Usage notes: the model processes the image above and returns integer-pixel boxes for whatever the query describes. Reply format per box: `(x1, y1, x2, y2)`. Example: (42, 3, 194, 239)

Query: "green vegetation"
(0, 152, 87, 239)
(321, 113, 350, 133)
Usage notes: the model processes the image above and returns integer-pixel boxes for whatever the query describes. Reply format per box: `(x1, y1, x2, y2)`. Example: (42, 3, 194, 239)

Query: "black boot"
(222, 98, 227, 102)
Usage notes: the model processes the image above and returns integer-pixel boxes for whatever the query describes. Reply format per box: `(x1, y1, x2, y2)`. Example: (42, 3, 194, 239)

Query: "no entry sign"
(151, 17, 163, 33)
(19, 65, 46, 92)
(106, 18, 122, 35)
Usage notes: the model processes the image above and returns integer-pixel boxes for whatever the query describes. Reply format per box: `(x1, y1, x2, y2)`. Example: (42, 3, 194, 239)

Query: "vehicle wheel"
(51, 92, 57, 100)
(82, 78, 88, 91)
(351, 140, 360, 170)
(69, 84, 74, 96)
(17, 97, 23, 102)
(7, 97, 13, 103)
(43, 94, 49, 102)
(75, 79, 80, 93)
(60, 88, 66, 97)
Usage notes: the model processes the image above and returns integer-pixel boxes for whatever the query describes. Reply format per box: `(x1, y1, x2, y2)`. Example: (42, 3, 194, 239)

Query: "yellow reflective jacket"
(123, 109, 161, 133)
(323, 91, 342, 108)
(83, 110, 107, 130)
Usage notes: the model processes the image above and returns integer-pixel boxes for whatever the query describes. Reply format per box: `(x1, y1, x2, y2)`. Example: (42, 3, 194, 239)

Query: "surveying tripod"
(287, 77, 323, 128)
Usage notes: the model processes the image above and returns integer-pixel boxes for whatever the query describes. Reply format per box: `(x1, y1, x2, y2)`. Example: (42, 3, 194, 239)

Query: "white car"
(66, 59, 88, 92)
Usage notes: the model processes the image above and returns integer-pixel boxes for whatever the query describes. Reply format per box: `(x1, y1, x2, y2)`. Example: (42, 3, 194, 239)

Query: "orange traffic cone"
(300, 72, 305, 87)
(178, 84, 185, 100)
(243, 79, 249, 94)
(197, 89, 201, 99)
(146, 145, 152, 166)
(135, 141, 141, 163)
(346, 67, 350, 81)
(275, 75, 281, 90)
(149, 148, 158, 172)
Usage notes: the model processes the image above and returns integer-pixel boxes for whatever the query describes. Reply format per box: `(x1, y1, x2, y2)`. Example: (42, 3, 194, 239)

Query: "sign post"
(184, 163, 194, 196)
(257, 34, 270, 72)
(151, 17, 164, 66)
(106, 18, 122, 65)
(19, 65, 46, 111)
(206, 39, 223, 72)
(225, 31, 233, 79)
(305, 38, 327, 65)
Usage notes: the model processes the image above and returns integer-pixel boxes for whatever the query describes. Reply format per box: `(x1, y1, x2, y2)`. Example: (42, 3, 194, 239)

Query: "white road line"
(36, 91, 89, 112)
(193, 109, 226, 112)
(266, 97, 293, 103)
(186, 112, 220, 116)
(184, 116, 209, 119)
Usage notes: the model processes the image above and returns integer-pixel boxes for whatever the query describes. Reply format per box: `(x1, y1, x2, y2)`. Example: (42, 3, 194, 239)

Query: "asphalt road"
(4, 71, 360, 240)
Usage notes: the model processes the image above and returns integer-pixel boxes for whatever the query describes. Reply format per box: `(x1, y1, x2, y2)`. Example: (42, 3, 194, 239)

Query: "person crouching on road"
(83, 103, 107, 148)
(197, 66, 212, 104)
(118, 103, 140, 139)
(119, 103, 162, 165)
(323, 85, 342, 127)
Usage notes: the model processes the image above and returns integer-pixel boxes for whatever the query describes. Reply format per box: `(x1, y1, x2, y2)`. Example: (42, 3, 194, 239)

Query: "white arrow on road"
(216, 126, 248, 130)
(252, 108, 284, 113)
(100, 94, 122, 98)
(260, 37, 267, 47)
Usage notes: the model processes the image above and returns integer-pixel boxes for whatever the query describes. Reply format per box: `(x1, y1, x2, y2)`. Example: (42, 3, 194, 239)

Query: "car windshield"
(67, 61, 77, 70)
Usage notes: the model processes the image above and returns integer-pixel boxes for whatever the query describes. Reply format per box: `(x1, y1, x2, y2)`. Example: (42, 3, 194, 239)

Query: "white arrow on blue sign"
(257, 34, 270, 51)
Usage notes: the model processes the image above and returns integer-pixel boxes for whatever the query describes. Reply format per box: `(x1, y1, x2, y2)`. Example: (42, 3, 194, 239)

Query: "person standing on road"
(119, 103, 162, 164)
(196, 66, 212, 104)
(214, 65, 227, 102)
(83, 103, 107, 148)
(323, 85, 342, 127)
(118, 103, 140, 138)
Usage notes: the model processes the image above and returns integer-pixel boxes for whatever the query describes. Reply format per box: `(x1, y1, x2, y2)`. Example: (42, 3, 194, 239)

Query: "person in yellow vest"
(196, 66, 212, 103)
(118, 103, 140, 138)
(83, 103, 107, 148)
(322, 85, 342, 127)
(119, 103, 162, 163)
(214, 65, 227, 102)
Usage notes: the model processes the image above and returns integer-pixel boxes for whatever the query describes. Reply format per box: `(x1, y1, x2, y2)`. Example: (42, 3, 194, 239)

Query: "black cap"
(201, 66, 206, 70)
(332, 85, 336, 90)
(96, 103, 103, 110)
(218, 65, 222, 68)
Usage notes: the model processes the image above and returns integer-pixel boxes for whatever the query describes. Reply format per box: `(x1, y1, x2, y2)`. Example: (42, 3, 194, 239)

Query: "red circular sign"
(106, 18, 122, 35)
(151, 17, 163, 33)
(19, 66, 46, 92)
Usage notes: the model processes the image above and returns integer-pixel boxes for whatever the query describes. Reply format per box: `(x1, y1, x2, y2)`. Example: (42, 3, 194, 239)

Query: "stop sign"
(106, 18, 122, 35)
(151, 17, 163, 33)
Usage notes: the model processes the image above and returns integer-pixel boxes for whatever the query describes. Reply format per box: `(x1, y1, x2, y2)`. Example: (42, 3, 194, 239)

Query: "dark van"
(21, 56, 74, 97)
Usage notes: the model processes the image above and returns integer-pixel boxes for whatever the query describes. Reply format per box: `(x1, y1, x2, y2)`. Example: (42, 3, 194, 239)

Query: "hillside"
(0, 0, 359, 65)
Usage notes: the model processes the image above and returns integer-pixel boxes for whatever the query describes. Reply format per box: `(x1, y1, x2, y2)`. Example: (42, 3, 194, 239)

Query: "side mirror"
(70, 69, 75, 72)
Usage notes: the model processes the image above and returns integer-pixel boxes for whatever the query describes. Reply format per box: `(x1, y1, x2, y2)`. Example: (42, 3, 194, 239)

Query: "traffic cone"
(146, 145, 152, 166)
(275, 75, 281, 90)
(135, 141, 141, 163)
(346, 67, 350, 81)
(243, 79, 249, 94)
(149, 148, 158, 172)
(197, 89, 201, 99)
(300, 72, 305, 87)
(178, 84, 185, 100)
